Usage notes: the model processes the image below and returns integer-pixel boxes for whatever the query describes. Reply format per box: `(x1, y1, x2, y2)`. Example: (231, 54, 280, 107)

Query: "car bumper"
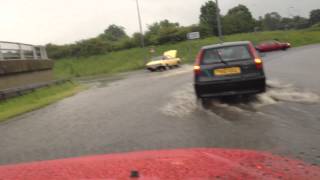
(194, 76, 266, 98)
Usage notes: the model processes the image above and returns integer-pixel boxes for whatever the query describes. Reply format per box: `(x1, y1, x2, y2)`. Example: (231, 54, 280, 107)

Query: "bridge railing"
(0, 41, 48, 60)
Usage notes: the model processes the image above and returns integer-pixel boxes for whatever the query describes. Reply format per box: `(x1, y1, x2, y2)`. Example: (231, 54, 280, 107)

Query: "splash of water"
(161, 84, 199, 118)
(254, 80, 320, 107)
(161, 80, 320, 117)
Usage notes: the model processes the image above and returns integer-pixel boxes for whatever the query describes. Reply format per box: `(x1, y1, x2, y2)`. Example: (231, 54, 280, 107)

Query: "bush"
(308, 23, 320, 31)
(114, 38, 136, 50)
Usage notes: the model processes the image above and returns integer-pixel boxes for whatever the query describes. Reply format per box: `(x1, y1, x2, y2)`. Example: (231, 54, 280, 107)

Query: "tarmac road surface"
(0, 44, 319, 166)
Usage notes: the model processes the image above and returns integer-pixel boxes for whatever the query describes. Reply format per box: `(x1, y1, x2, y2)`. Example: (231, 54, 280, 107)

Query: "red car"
(0, 148, 319, 179)
(255, 40, 291, 52)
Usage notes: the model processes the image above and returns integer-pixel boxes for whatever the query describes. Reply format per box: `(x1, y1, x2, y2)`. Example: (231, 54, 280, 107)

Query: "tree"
(114, 37, 135, 50)
(262, 12, 282, 30)
(99, 24, 128, 41)
(279, 16, 310, 30)
(146, 20, 179, 35)
(145, 20, 180, 44)
(132, 32, 144, 47)
(310, 9, 320, 25)
(254, 16, 264, 31)
(222, 4, 255, 34)
(71, 38, 111, 57)
(199, 1, 218, 36)
(280, 17, 294, 30)
(46, 43, 70, 59)
(291, 16, 309, 29)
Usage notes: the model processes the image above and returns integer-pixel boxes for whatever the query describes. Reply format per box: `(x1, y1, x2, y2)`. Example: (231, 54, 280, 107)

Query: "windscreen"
(202, 45, 252, 64)
(152, 56, 164, 61)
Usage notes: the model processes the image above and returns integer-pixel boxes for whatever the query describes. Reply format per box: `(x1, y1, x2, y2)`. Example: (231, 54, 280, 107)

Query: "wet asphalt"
(0, 44, 319, 166)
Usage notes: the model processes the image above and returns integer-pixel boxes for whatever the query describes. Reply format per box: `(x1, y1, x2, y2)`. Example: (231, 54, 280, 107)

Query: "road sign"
(187, 32, 200, 40)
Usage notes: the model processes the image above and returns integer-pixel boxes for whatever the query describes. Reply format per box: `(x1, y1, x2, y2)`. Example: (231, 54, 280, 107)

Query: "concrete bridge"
(0, 41, 54, 98)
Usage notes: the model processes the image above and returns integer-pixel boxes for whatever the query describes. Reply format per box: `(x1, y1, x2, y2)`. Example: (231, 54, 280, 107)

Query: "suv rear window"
(202, 45, 252, 64)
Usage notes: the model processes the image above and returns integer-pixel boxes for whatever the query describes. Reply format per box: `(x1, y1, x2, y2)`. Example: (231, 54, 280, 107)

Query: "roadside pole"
(0, 44, 3, 60)
(215, 0, 223, 42)
(135, 0, 147, 64)
(136, 0, 144, 48)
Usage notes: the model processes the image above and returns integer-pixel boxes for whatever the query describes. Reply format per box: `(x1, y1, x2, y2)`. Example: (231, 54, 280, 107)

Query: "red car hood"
(0, 148, 319, 180)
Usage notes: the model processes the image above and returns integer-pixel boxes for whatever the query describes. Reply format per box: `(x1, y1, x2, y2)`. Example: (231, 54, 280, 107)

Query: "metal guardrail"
(0, 41, 54, 100)
(0, 41, 48, 61)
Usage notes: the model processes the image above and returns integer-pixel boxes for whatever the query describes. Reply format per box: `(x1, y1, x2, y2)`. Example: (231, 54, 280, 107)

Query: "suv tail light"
(254, 58, 263, 69)
(194, 65, 201, 75)
(194, 50, 204, 75)
(248, 43, 263, 70)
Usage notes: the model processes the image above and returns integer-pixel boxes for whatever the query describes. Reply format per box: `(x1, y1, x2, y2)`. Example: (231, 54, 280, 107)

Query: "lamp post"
(215, 0, 223, 42)
(135, 0, 145, 48)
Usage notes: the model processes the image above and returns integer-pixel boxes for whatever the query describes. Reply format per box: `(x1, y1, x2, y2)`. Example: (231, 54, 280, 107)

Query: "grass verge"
(0, 82, 83, 122)
(54, 29, 320, 79)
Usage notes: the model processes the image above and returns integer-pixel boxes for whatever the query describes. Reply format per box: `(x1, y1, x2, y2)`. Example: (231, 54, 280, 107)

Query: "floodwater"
(161, 80, 320, 118)
(0, 45, 320, 166)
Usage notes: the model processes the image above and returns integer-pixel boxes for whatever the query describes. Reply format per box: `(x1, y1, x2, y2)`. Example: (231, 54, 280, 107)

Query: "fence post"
(32, 46, 38, 60)
(19, 43, 25, 60)
(0, 44, 3, 60)
(40, 47, 48, 59)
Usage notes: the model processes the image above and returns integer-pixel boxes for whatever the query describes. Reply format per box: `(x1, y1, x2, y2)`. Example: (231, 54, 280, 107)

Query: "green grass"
(0, 82, 83, 122)
(54, 30, 320, 79)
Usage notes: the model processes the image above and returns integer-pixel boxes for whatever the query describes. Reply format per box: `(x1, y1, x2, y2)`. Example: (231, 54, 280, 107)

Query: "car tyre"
(241, 94, 256, 102)
(158, 66, 166, 71)
(198, 98, 211, 109)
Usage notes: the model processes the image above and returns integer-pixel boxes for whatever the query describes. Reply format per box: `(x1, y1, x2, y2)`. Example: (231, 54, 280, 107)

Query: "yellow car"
(146, 50, 181, 72)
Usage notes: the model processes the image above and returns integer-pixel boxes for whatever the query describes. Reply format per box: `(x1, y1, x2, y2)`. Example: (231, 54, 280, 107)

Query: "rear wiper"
(216, 51, 228, 65)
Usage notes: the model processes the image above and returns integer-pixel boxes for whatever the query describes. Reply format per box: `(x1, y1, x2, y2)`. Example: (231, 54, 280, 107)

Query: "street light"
(215, 0, 223, 42)
(135, 0, 145, 48)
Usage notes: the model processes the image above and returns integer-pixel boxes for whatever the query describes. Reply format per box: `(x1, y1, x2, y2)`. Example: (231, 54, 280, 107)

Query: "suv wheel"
(197, 98, 211, 109)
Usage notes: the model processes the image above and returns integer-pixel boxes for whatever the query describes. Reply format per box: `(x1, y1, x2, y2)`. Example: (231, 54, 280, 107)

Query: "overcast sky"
(0, 0, 319, 45)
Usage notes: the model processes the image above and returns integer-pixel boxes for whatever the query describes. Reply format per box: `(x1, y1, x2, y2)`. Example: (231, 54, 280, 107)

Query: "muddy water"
(161, 84, 199, 118)
(161, 79, 320, 164)
(161, 80, 320, 118)
(260, 80, 319, 104)
(1, 46, 320, 166)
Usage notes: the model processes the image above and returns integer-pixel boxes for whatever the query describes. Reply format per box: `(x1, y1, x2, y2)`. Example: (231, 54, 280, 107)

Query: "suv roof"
(201, 41, 251, 50)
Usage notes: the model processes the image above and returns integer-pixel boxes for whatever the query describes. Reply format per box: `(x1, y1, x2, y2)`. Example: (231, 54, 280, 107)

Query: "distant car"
(194, 41, 266, 106)
(146, 50, 181, 72)
(255, 40, 291, 52)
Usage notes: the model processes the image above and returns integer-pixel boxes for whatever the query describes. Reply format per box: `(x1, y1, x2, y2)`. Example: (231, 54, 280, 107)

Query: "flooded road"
(0, 44, 320, 166)
(161, 79, 320, 164)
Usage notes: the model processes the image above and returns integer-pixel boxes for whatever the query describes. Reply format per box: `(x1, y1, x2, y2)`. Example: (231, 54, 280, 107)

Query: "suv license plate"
(214, 67, 241, 76)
